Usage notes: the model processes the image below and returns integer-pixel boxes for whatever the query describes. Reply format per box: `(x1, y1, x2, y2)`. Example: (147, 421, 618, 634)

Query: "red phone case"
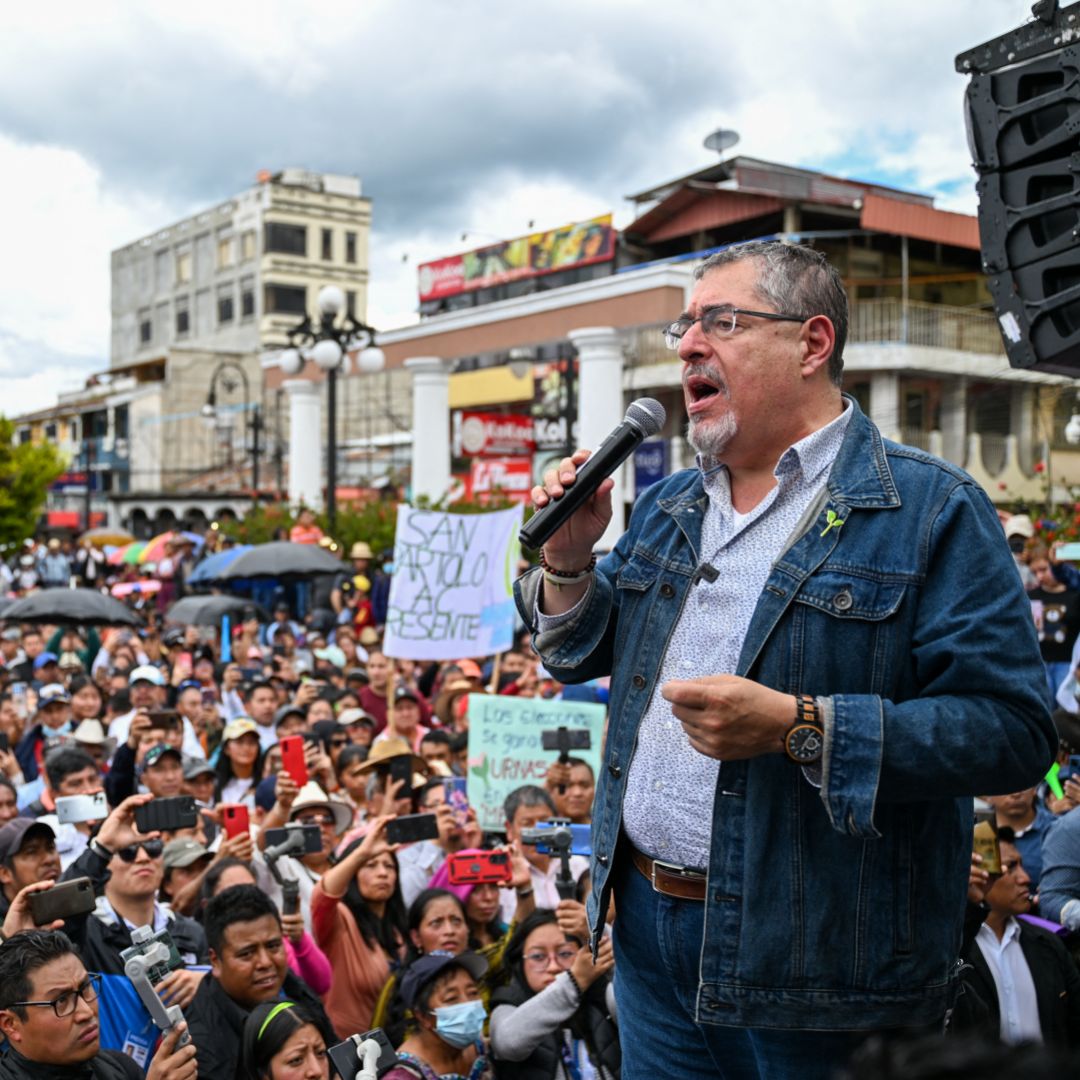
(280, 736, 309, 788)
(221, 803, 250, 839)
(447, 850, 513, 886)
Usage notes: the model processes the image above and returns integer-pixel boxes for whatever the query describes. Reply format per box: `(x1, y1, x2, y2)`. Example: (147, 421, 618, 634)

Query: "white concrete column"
(1010, 384, 1036, 474)
(406, 357, 451, 502)
(569, 327, 626, 551)
(285, 379, 323, 510)
(941, 377, 968, 466)
(869, 372, 901, 443)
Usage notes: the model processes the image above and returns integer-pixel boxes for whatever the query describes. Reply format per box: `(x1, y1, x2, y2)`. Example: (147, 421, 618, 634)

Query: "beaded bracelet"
(539, 550, 597, 580)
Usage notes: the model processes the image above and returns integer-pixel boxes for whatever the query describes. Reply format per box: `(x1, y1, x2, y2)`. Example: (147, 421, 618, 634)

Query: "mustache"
(682, 364, 730, 396)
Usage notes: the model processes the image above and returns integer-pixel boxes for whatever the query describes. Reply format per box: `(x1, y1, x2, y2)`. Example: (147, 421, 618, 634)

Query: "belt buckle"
(650, 857, 694, 892)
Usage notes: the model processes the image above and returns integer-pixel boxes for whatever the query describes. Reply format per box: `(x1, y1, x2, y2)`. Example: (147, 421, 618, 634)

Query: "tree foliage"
(0, 419, 65, 548)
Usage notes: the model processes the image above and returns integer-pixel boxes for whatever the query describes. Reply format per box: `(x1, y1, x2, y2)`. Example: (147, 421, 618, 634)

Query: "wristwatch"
(785, 694, 824, 764)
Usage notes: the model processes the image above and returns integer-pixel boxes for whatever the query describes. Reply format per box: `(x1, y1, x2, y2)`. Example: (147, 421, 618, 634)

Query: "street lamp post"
(201, 360, 263, 501)
(278, 286, 385, 531)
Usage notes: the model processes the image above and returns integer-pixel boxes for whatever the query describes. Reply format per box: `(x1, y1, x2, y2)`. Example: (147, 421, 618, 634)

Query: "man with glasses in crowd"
(519, 240, 1055, 1077)
(0, 929, 196, 1080)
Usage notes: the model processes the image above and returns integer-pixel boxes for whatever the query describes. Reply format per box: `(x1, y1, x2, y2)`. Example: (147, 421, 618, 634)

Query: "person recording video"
(517, 241, 1055, 1077)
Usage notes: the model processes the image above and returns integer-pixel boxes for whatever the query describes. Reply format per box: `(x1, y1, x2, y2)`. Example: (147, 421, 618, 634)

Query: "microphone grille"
(625, 397, 666, 436)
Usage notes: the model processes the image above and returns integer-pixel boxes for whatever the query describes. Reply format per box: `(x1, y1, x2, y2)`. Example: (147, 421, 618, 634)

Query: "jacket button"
(833, 589, 853, 611)
(660, 583, 675, 598)
(597, 853, 609, 866)
(608, 763, 622, 778)
(632, 674, 646, 689)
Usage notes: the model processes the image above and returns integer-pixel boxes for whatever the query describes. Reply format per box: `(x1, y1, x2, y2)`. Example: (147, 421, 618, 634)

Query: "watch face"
(787, 723, 824, 764)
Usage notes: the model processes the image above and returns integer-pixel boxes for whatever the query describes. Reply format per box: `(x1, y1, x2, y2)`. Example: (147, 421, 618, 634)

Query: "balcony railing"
(623, 298, 1006, 367)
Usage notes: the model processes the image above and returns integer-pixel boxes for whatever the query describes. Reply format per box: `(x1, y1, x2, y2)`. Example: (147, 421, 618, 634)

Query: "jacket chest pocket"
(789, 571, 908, 696)
(614, 558, 665, 658)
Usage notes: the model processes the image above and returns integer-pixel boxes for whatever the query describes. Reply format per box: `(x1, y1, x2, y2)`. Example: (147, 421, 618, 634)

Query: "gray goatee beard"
(684, 364, 737, 459)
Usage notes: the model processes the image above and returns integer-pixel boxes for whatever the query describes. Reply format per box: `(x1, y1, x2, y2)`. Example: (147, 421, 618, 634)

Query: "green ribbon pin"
(820, 509, 844, 538)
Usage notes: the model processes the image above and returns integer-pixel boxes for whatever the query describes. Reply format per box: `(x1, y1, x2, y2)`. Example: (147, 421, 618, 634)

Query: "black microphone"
(519, 398, 666, 550)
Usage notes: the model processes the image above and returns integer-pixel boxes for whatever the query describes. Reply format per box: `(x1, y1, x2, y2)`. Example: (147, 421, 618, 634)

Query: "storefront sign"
(468, 457, 534, 503)
(634, 439, 669, 494)
(456, 412, 535, 457)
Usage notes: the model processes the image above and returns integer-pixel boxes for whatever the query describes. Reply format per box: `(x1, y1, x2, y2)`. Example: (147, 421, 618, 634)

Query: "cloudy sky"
(0, 0, 1025, 412)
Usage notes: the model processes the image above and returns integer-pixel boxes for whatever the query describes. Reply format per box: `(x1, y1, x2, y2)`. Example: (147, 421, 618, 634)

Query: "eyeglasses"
(330, 737, 349, 748)
(662, 304, 809, 349)
(296, 814, 335, 828)
(12, 973, 101, 1018)
(523, 948, 577, 970)
(116, 839, 165, 862)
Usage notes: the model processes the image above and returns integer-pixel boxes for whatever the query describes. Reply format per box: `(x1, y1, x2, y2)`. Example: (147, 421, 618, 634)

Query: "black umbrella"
(165, 595, 270, 626)
(220, 542, 348, 580)
(3, 588, 140, 627)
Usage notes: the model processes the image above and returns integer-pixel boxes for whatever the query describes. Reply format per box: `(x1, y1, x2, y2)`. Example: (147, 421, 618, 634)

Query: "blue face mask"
(382, 562, 395, 575)
(433, 999, 486, 1049)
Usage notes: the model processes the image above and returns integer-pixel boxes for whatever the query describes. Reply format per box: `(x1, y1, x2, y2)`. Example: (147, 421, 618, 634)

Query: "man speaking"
(515, 241, 1055, 1078)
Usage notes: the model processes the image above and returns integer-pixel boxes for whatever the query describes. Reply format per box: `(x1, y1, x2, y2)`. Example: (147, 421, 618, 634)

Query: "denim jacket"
(514, 400, 1055, 1031)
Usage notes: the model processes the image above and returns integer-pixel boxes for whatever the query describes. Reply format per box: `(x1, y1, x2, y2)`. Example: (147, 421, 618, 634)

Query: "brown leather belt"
(631, 846, 707, 901)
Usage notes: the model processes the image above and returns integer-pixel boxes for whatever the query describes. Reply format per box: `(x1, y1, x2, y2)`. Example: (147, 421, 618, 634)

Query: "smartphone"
(29, 878, 96, 925)
(442, 777, 469, 828)
(327, 1030, 397, 1080)
(447, 850, 512, 886)
(221, 803, 250, 839)
(272, 645, 287, 658)
(119, 929, 184, 985)
(200, 688, 217, 706)
(9, 683, 27, 719)
(1057, 542, 1080, 561)
(387, 754, 414, 800)
(973, 817, 1002, 875)
(177, 651, 193, 669)
(280, 735, 309, 788)
(540, 728, 592, 754)
(264, 824, 322, 854)
(385, 813, 440, 846)
(146, 710, 180, 731)
(0, 731, 9, 753)
(56, 792, 108, 825)
(534, 821, 592, 857)
(134, 796, 198, 834)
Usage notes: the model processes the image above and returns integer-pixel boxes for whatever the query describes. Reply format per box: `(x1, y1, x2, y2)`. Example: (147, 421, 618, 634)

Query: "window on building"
(138, 308, 152, 345)
(69, 421, 79, 443)
(264, 223, 307, 257)
(345, 231, 357, 264)
(241, 231, 256, 261)
(240, 276, 255, 319)
(17, 428, 30, 445)
(154, 249, 171, 291)
(346, 290, 356, 318)
(114, 405, 130, 440)
(44, 423, 57, 441)
(321, 228, 333, 261)
(264, 284, 307, 315)
(176, 297, 190, 336)
(176, 250, 192, 283)
(217, 233, 234, 268)
(218, 290, 235, 324)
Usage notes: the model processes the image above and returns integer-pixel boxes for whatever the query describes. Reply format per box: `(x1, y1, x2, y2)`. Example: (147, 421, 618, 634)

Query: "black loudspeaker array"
(956, 1, 1080, 374)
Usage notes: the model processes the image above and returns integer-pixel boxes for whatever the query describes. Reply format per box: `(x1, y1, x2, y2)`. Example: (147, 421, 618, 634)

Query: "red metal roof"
(859, 194, 980, 250)
(627, 189, 784, 243)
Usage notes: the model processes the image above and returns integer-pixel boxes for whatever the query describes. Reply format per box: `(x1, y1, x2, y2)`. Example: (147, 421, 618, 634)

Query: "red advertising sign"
(418, 214, 615, 303)
(467, 457, 534, 503)
(458, 412, 535, 457)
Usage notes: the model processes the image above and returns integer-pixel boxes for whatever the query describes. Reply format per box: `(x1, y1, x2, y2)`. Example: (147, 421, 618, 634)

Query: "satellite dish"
(704, 128, 740, 155)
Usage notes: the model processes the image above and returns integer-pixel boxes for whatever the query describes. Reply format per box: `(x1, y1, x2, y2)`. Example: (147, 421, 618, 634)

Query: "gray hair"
(503, 784, 555, 826)
(694, 241, 848, 386)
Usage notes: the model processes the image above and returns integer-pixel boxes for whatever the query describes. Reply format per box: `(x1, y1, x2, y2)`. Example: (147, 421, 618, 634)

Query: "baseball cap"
(0, 819, 55, 863)
(183, 757, 215, 781)
(163, 838, 211, 871)
(337, 708, 376, 729)
(222, 718, 260, 742)
(129, 665, 166, 687)
(1005, 514, 1035, 539)
(274, 704, 306, 728)
(33, 652, 59, 671)
(162, 627, 186, 647)
(399, 951, 488, 1011)
(314, 646, 346, 669)
(140, 744, 182, 774)
(454, 660, 483, 680)
(395, 688, 421, 706)
(1, 628, 21, 642)
(38, 684, 71, 707)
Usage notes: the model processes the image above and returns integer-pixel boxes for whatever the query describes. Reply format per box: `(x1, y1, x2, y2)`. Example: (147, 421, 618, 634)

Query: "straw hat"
(288, 782, 352, 836)
(354, 737, 426, 776)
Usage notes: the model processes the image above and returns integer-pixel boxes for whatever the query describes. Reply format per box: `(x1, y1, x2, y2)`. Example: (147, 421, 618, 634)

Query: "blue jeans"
(1045, 660, 1072, 703)
(611, 853, 870, 1080)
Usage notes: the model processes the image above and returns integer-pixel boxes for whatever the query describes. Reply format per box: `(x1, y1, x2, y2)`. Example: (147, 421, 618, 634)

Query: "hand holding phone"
(385, 813, 440, 846)
(56, 792, 108, 825)
(28, 878, 95, 926)
(134, 797, 197, 834)
(221, 804, 251, 839)
(280, 736, 308, 788)
(447, 850, 512, 886)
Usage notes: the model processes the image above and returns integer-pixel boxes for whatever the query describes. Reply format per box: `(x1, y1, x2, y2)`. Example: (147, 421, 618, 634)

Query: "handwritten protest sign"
(383, 505, 523, 661)
(466, 694, 605, 831)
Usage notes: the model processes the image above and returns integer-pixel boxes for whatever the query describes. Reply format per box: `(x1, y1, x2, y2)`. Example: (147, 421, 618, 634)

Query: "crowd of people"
(0, 528, 617, 1080)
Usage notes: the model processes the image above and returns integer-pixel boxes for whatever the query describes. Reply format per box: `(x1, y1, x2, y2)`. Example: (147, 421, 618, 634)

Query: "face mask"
(382, 562, 395, 574)
(433, 999, 486, 1049)
(42, 722, 69, 738)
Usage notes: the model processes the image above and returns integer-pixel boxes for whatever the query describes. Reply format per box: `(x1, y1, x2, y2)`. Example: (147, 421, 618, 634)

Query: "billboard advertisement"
(418, 214, 615, 303)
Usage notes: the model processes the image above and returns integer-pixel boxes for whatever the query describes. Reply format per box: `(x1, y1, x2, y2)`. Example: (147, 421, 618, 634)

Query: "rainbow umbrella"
(107, 541, 146, 566)
(138, 530, 202, 565)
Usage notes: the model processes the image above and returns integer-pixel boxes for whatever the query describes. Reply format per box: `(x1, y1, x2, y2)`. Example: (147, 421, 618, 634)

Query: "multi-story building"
(111, 168, 371, 365)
